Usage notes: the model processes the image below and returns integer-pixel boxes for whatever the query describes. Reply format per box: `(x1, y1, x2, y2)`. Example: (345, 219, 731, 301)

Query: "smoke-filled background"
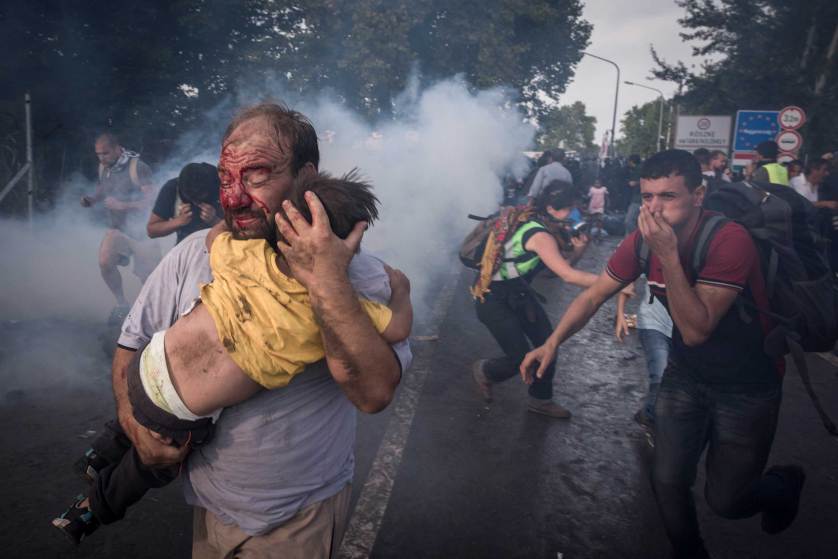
(0, 70, 537, 397)
(0, 76, 533, 322)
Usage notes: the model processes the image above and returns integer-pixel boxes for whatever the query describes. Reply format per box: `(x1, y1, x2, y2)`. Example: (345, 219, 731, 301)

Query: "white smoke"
(302, 77, 534, 317)
(0, 76, 535, 324)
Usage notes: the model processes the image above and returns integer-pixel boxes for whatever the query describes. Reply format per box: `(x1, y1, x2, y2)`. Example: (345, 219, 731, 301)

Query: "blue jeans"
(652, 361, 784, 557)
(639, 329, 671, 420)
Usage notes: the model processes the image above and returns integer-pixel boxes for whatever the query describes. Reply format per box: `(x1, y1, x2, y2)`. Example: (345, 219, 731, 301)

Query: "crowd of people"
(474, 142, 836, 559)
(52, 106, 837, 559)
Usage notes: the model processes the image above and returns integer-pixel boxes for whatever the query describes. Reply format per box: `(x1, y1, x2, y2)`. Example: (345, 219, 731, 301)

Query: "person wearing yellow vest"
(752, 140, 790, 186)
(471, 182, 602, 418)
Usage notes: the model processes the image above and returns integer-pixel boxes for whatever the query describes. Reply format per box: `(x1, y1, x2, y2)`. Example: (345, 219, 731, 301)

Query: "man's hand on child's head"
(275, 191, 366, 292)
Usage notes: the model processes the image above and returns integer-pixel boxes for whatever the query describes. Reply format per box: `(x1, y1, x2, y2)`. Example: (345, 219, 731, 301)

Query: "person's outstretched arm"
(275, 192, 402, 414)
(520, 271, 625, 382)
(526, 231, 599, 288)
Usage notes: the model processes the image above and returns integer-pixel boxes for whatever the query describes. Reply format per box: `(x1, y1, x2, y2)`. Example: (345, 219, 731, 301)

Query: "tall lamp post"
(624, 81, 665, 152)
(582, 51, 620, 158)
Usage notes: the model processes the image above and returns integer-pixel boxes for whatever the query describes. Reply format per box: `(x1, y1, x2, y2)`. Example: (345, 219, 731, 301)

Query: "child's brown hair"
(282, 169, 380, 239)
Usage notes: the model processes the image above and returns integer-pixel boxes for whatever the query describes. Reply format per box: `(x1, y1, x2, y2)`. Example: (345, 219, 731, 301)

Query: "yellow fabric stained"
(201, 232, 392, 389)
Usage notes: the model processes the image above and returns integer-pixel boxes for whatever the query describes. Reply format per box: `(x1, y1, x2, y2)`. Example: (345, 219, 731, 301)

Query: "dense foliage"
(0, 0, 591, 214)
(537, 101, 597, 153)
(617, 99, 674, 157)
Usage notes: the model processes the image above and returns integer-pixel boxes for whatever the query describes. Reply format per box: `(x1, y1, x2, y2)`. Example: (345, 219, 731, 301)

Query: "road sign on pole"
(674, 115, 732, 151)
(776, 129, 803, 153)
(778, 106, 806, 130)
(734, 110, 780, 152)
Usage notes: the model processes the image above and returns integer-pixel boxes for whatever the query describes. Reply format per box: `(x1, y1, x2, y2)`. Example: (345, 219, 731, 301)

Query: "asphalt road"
(3, 237, 837, 558)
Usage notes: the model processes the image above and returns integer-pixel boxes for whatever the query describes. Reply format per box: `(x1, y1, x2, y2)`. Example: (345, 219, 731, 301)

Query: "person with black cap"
(147, 162, 223, 244)
(751, 141, 789, 186)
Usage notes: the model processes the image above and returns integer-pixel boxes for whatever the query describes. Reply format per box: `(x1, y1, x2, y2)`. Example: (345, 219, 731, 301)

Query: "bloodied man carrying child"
(55, 103, 412, 558)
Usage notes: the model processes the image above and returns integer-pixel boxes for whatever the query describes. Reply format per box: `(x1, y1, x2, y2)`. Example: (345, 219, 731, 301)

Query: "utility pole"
(624, 81, 665, 152)
(582, 52, 621, 158)
(25, 92, 34, 227)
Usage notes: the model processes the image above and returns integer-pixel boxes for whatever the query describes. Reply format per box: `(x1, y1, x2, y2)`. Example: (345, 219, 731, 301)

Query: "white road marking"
(338, 271, 461, 559)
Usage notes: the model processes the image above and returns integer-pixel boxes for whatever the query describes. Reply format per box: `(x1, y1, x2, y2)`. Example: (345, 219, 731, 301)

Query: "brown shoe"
(471, 359, 493, 403)
(527, 398, 572, 419)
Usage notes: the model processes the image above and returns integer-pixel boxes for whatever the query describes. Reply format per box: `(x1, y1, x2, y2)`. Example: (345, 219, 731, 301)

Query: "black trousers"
(87, 420, 178, 524)
(475, 280, 556, 400)
(87, 359, 215, 524)
(652, 360, 789, 557)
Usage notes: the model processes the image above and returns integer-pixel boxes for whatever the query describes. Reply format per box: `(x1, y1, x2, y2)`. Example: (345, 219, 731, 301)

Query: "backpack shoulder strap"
(128, 156, 140, 187)
(635, 235, 651, 277)
(691, 214, 728, 275)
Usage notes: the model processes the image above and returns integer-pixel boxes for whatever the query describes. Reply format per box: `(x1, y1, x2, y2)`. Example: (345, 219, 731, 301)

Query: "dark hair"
(805, 158, 830, 175)
(223, 102, 319, 175)
(280, 169, 379, 239)
(628, 154, 642, 166)
(756, 140, 779, 160)
(535, 180, 575, 213)
(786, 159, 804, 169)
(692, 148, 711, 166)
(95, 132, 120, 147)
(536, 151, 551, 167)
(709, 150, 727, 160)
(639, 149, 702, 191)
(178, 162, 221, 204)
(549, 148, 566, 163)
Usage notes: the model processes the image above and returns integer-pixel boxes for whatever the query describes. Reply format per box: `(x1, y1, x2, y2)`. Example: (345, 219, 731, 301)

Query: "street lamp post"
(582, 52, 620, 159)
(624, 81, 665, 152)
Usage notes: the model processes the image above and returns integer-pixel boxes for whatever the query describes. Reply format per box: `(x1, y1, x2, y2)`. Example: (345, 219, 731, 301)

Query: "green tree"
(291, 0, 592, 120)
(617, 99, 673, 157)
(0, 0, 593, 214)
(537, 101, 597, 152)
(651, 0, 838, 155)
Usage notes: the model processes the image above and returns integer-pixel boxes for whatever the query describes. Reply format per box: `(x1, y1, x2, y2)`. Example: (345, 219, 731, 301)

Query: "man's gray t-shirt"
(118, 229, 412, 535)
(527, 161, 573, 199)
(100, 155, 153, 237)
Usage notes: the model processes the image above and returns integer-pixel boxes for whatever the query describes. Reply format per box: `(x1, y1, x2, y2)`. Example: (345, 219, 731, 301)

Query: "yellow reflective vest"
(762, 163, 789, 186)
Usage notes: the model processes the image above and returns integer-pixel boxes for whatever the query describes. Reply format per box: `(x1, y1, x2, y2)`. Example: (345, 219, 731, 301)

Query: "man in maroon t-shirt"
(520, 150, 805, 558)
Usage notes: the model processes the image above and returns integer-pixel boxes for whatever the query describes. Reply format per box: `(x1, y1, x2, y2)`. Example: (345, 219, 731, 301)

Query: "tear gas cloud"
(1, 76, 534, 323)
(0, 76, 533, 392)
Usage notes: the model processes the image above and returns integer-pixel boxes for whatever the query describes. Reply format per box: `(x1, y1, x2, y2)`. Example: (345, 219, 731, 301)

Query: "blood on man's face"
(218, 119, 296, 241)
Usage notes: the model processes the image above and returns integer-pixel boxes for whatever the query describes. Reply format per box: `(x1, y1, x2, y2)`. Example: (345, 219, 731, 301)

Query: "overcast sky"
(561, 0, 705, 143)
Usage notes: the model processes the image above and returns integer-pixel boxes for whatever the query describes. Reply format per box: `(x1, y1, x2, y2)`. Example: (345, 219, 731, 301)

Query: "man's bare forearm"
(112, 347, 137, 425)
(545, 289, 601, 350)
(311, 277, 400, 413)
(659, 253, 711, 344)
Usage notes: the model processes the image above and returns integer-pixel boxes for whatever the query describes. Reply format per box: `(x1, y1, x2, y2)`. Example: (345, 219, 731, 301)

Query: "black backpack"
(639, 180, 838, 435)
